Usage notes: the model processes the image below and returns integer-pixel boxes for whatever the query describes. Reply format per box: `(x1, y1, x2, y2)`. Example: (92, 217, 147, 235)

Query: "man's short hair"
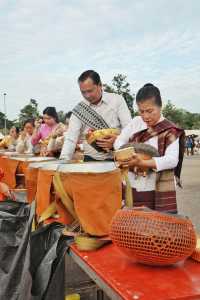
(78, 70, 101, 85)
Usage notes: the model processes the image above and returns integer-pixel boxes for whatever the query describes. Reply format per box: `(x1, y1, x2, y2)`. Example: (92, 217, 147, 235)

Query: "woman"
(16, 119, 35, 154)
(31, 107, 59, 155)
(0, 126, 20, 150)
(46, 123, 66, 156)
(114, 83, 185, 213)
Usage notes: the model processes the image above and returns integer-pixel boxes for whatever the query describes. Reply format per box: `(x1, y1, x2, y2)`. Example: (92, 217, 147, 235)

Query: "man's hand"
(96, 135, 117, 152)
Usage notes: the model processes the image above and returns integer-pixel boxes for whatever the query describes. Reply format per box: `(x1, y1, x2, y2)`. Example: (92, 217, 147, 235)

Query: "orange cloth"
(36, 169, 72, 225)
(17, 161, 28, 175)
(0, 192, 5, 201)
(0, 156, 19, 188)
(55, 195, 73, 224)
(25, 167, 39, 203)
(0, 157, 30, 189)
(36, 169, 54, 216)
(59, 169, 122, 236)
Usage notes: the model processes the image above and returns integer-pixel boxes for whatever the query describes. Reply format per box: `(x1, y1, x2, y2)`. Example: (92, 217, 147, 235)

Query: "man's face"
(79, 78, 102, 104)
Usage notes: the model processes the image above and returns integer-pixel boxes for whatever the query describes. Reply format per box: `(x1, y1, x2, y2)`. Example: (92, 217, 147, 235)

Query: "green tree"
(18, 99, 39, 125)
(103, 74, 135, 117)
(162, 101, 184, 127)
(163, 100, 200, 129)
(0, 111, 5, 129)
(0, 111, 14, 132)
(57, 110, 66, 123)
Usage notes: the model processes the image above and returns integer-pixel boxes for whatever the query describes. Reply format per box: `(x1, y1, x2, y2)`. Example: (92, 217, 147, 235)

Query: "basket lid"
(58, 162, 117, 173)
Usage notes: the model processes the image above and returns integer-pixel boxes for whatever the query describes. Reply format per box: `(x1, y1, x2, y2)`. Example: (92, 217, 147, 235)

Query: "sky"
(0, 0, 200, 119)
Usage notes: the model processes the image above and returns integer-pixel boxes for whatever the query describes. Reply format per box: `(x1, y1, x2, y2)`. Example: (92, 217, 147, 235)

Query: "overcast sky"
(0, 0, 200, 119)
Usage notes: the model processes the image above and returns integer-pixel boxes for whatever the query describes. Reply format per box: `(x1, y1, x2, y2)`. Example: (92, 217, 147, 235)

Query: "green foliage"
(103, 74, 135, 117)
(0, 111, 5, 128)
(57, 110, 66, 123)
(18, 99, 39, 125)
(0, 111, 14, 131)
(163, 101, 200, 129)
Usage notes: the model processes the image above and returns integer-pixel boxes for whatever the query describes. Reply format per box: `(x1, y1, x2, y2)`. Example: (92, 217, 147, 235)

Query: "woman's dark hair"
(43, 107, 59, 123)
(10, 126, 20, 134)
(38, 115, 44, 124)
(15, 127, 20, 134)
(23, 119, 35, 129)
(65, 111, 72, 120)
(78, 70, 101, 85)
(136, 83, 162, 107)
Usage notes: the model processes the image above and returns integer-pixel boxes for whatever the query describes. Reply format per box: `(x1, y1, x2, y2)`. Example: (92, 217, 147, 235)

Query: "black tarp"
(30, 222, 68, 300)
(0, 200, 33, 300)
(0, 200, 69, 300)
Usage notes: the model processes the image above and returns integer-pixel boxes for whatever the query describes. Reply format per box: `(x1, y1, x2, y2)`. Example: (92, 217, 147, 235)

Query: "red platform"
(70, 243, 200, 300)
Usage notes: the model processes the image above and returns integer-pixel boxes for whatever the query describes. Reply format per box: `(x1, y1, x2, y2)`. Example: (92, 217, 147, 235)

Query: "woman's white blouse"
(114, 116, 179, 191)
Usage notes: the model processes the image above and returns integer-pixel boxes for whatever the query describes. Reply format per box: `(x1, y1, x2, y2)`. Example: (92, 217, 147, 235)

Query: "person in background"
(60, 70, 131, 161)
(0, 126, 20, 151)
(196, 140, 200, 154)
(46, 111, 72, 156)
(115, 83, 185, 213)
(190, 135, 195, 155)
(16, 119, 35, 154)
(31, 107, 59, 155)
(185, 135, 194, 156)
(185, 136, 192, 156)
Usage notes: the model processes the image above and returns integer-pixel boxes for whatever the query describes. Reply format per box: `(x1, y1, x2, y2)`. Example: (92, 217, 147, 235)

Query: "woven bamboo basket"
(110, 208, 196, 266)
(86, 128, 120, 152)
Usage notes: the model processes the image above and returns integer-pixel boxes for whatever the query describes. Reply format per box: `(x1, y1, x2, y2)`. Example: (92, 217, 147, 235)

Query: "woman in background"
(31, 107, 59, 155)
(0, 126, 20, 151)
(46, 111, 72, 156)
(16, 119, 35, 154)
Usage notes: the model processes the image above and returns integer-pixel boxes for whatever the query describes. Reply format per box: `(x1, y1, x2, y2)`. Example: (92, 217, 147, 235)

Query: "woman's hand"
(20, 130, 27, 141)
(118, 153, 143, 168)
(118, 154, 157, 172)
(34, 120, 41, 130)
(0, 182, 16, 200)
(40, 145, 48, 157)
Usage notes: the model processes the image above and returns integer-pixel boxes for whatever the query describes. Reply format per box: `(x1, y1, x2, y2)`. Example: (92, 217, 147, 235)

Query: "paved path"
(177, 155, 200, 231)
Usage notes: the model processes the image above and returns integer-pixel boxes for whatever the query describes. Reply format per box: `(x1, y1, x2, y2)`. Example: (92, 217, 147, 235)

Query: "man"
(60, 70, 131, 161)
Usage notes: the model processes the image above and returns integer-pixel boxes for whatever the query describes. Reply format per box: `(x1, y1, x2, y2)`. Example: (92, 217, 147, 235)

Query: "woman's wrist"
(141, 159, 157, 170)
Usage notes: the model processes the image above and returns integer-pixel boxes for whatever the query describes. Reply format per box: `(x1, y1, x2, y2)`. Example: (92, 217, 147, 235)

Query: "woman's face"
(9, 127, 18, 139)
(43, 114, 57, 127)
(24, 122, 34, 135)
(137, 98, 161, 127)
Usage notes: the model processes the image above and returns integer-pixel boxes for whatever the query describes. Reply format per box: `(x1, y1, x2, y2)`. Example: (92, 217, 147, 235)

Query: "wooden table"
(69, 243, 200, 300)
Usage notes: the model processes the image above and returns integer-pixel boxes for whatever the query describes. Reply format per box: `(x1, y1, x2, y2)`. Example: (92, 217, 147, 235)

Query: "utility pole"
(3, 93, 7, 135)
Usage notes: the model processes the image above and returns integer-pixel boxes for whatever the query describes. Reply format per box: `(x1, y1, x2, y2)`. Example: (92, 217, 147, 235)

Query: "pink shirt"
(31, 123, 57, 145)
